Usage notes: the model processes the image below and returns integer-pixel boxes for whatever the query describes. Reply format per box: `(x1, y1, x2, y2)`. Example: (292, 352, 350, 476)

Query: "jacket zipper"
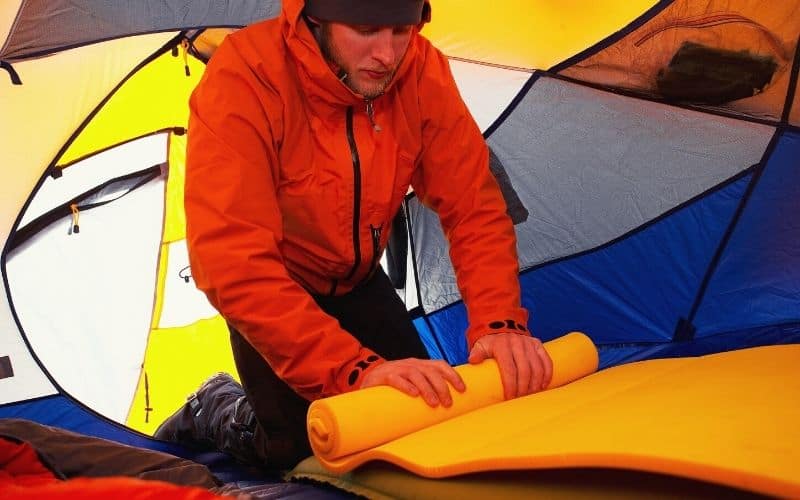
(367, 224, 383, 278)
(365, 99, 381, 131)
(343, 107, 362, 284)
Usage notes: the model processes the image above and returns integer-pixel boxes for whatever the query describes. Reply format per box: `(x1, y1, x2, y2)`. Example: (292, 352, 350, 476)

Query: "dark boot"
(154, 373, 266, 466)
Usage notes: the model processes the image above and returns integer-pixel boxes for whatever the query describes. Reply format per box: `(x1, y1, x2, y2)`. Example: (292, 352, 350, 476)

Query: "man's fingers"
(535, 340, 554, 390)
(386, 373, 419, 397)
(528, 338, 547, 395)
(511, 339, 531, 398)
(473, 333, 555, 399)
(361, 359, 469, 407)
(422, 365, 454, 407)
(406, 369, 441, 407)
(435, 361, 466, 392)
(468, 340, 490, 365)
(494, 343, 518, 400)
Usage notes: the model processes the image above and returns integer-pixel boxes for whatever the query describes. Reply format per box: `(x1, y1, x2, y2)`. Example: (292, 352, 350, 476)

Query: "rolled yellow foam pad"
(308, 332, 598, 461)
(306, 343, 800, 498)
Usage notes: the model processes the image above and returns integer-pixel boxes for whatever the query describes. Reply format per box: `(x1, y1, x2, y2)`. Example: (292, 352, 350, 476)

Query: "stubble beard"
(319, 24, 394, 99)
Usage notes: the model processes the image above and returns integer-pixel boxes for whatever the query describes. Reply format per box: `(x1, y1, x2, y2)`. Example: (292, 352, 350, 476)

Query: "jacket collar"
(280, 0, 421, 107)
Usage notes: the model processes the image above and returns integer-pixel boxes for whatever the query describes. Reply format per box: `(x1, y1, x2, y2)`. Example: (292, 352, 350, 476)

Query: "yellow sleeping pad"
(306, 338, 800, 498)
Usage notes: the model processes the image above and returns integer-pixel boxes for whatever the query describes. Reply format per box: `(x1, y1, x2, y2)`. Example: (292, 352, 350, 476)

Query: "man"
(158, 0, 552, 469)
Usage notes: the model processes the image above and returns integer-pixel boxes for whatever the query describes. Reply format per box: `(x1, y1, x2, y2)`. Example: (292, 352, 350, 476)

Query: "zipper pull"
(181, 38, 191, 77)
(365, 100, 382, 132)
(69, 203, 80, 234)
(370, 223, 383, 246)
(366, 223, 384, 279)
(369, 224, 383, 259)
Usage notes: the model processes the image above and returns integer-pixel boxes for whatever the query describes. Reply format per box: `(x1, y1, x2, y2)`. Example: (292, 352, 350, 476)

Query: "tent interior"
(1, 0, 799, 498)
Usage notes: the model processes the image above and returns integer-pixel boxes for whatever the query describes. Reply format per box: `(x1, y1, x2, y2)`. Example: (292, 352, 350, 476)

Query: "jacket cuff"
(335, 347, 386, 394)
(466, 310, 530, 349)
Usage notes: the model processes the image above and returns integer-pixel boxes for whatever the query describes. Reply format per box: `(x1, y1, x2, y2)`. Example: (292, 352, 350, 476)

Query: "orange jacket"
(185, 0, 529, 401)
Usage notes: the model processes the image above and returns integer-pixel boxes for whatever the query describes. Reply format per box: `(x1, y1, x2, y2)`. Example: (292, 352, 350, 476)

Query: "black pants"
(229, 268, 429, 468)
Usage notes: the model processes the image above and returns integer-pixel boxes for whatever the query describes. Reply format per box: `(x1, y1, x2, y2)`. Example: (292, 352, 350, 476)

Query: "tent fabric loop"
(178, 265, 192, 283)
(1, 60, 21, 84)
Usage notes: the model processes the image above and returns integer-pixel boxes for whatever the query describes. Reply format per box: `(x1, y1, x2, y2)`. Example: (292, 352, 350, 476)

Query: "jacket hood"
(280, 0, 428, 106)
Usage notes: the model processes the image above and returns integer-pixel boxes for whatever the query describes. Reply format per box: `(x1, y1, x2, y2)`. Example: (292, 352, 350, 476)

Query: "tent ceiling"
(0, 0, 279, 61)
(423, 0, 659, 70)
(2, 0, 661, 68)
(0, 1, 23, 49)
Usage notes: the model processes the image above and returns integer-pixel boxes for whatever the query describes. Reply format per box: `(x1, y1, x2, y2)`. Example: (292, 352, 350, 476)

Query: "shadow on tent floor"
(288, 458, 769, 499)
(196, 452, 353, 499)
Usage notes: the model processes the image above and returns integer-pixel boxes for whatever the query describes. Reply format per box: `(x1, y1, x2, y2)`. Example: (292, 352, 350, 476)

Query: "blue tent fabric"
(523, 173, 754, 346)
(597, 322, 800, 368)
(418, 301, 800, 371)
(421, 307, 470, 365)
(0, 396, 179, 452)
(412, 316, 446, 361)
(693, 130, 800, 337)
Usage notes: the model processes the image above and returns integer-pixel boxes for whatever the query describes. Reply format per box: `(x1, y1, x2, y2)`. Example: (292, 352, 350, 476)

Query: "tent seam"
(405, 200, 448, 360)
(780, 36, 800, 123)
(548, 0, 675, 74)
(483, 72, 542, 139)
(677, 129, 784, 339)
(58, 129, 182, 171)
(548, 72, 785, 128)
(2, 26, 243, 62)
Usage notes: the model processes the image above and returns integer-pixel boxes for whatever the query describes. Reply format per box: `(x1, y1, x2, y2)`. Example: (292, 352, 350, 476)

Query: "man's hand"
(360, 358, 466, 407)
(468, 333, 553, 400)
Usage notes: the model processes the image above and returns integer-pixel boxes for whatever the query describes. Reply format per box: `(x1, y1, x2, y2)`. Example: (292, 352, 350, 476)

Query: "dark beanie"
(304, 0, 430, 26)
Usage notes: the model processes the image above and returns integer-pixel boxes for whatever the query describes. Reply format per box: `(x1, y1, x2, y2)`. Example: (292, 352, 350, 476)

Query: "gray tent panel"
(411, 75, 774, 312)
(0, 0, 280, 60)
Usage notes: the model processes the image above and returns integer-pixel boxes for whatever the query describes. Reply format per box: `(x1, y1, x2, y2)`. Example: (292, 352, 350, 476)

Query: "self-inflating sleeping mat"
(302, 336, 800, 498)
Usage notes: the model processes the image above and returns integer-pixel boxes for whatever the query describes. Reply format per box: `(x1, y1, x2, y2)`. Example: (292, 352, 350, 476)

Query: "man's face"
(319, 21, 414, 99)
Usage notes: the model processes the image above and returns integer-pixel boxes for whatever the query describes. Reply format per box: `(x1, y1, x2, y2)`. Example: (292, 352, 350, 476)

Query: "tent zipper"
(69, 204, 80, 234)
(9, 165, 162, 253)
